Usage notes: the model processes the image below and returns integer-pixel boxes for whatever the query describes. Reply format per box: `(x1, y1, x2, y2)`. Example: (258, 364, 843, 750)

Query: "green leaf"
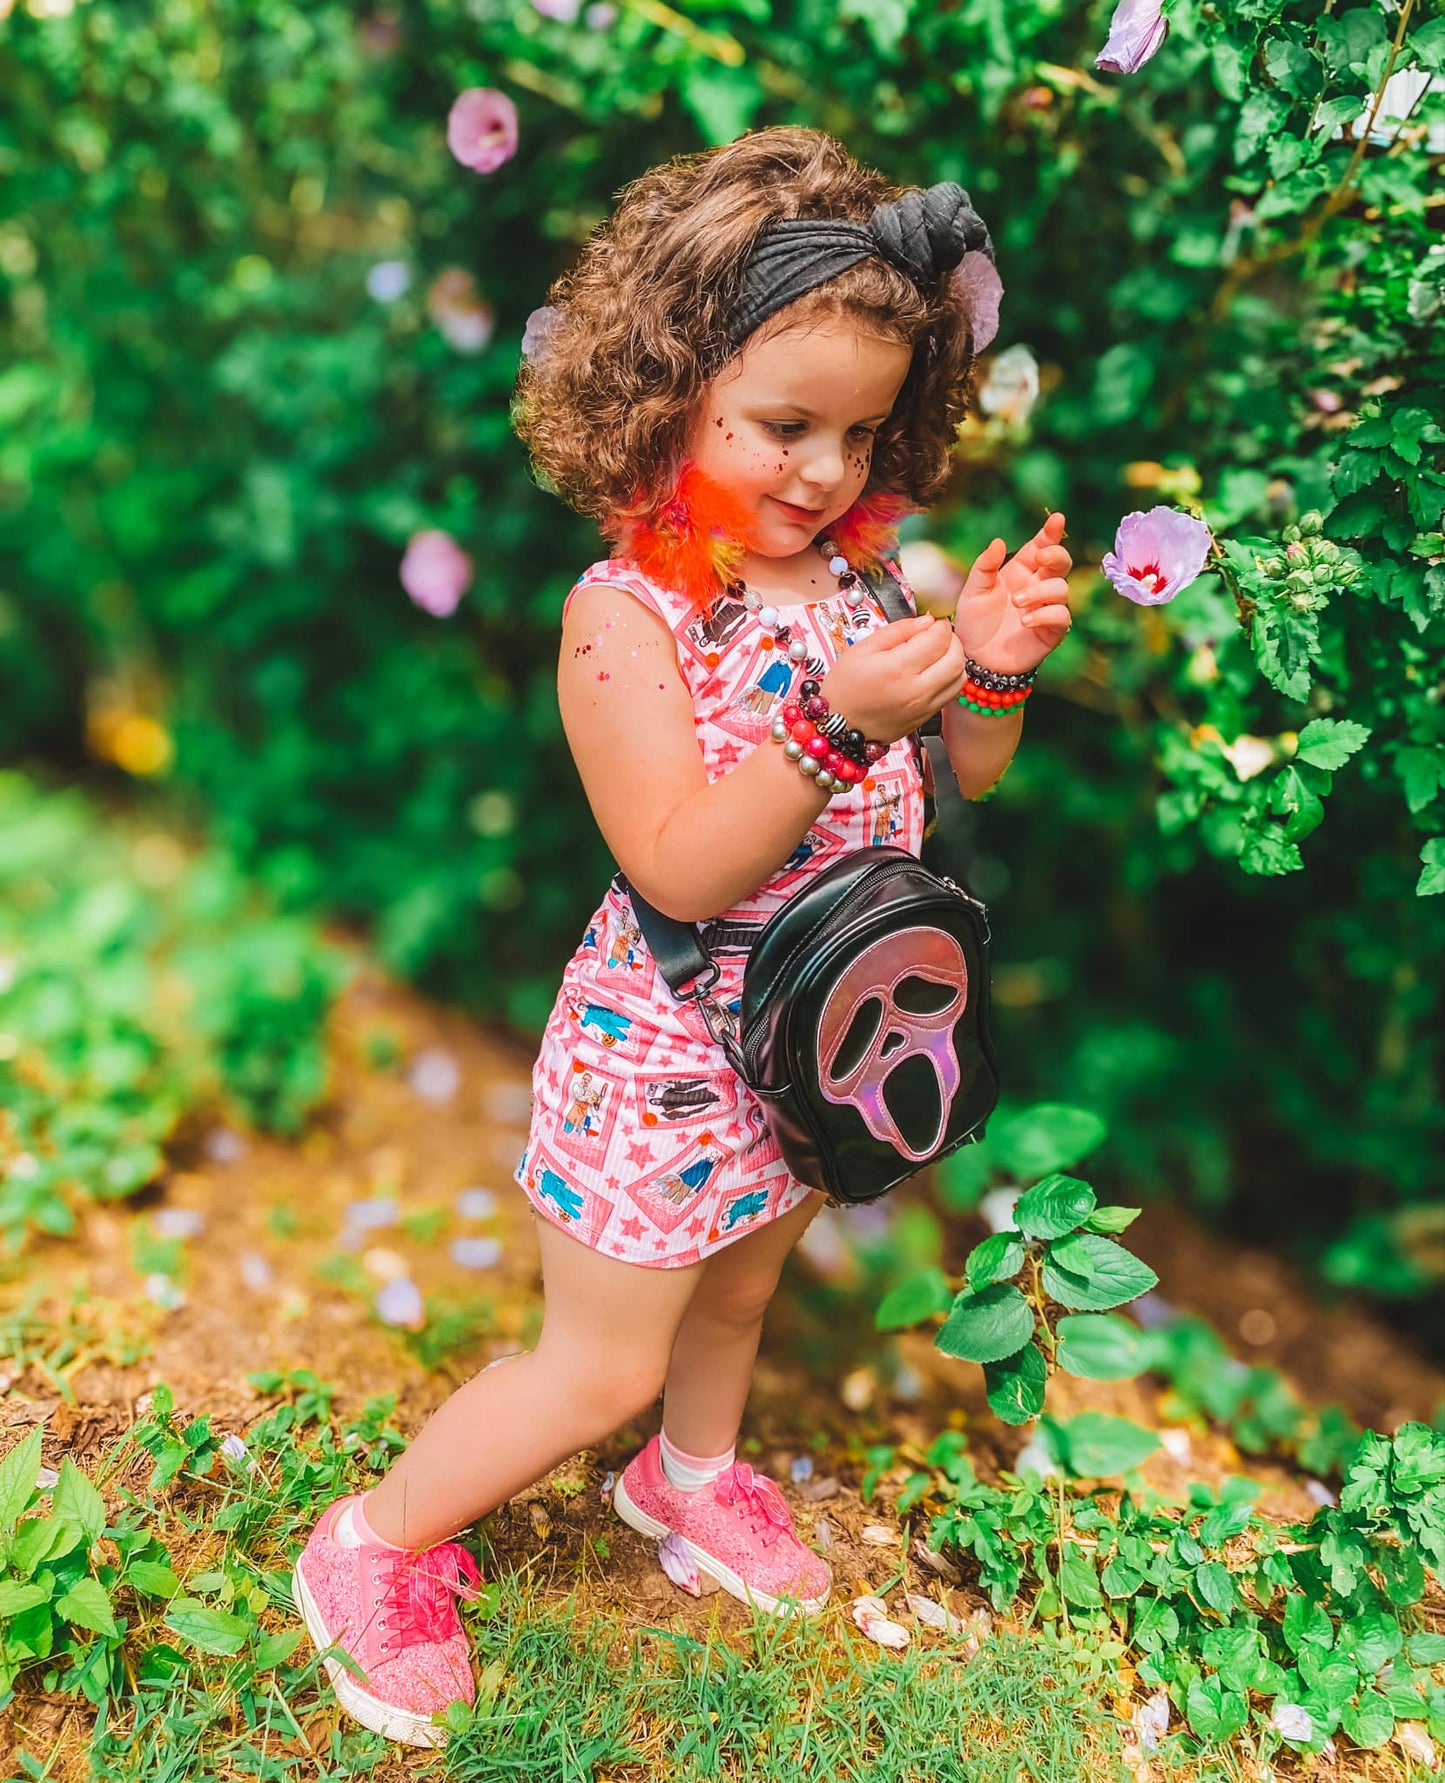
(934, 1282, 1037, 1364)
(0, 1428, 44, 1530)
(1194, 1560, 1237, 1615)
(1058, 1550, 1102, 1607)
(125, 1560, 181, 1599)
(254, 1627, 304, 1669)
(1014, 1174, 1097, 1241)
(990, 1105, 1107, 1180)
(1295, 718, 1371, 771)
(1186, 1674, 1249, 1742)
(875, 1266, 953, 1331)
(0, 1579, 50, 1616)
(982, 1342, 1048, 1426)
(164, 1599, 252, 1658)
(50, 1460, 106, 1550)
(1341, 1690, 1394, 1749)
(1082, 1204, 1141, 1235)
(1418, 837, 1445, 897)
(964, 1231, 1025, 1290)
(1339, 1613, 1402, 1675)
(1408, 1632, 1445, 1665)
(55, 1576, 120, 1638)
(1041, 1234, 1159, 1311)
(838, 0, 916, 55)
(1049, 1411, 1160, 1478)
(1055, 1313, 1146, 1381)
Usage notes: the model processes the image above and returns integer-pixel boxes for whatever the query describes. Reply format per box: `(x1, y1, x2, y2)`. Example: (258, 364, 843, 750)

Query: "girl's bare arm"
(558, 585, 830, 923)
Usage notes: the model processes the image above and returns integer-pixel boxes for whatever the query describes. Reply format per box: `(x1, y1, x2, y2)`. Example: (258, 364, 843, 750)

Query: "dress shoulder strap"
(562, 558, 691, 632)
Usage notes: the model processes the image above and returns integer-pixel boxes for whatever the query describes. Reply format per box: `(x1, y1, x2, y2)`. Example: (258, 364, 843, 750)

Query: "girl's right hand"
(819, 615, 967, 744)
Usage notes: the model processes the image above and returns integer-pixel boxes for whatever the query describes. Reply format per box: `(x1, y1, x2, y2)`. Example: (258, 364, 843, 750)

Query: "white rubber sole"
(291, 1562, 451, 1750)
(610, 1475, 829, 1618)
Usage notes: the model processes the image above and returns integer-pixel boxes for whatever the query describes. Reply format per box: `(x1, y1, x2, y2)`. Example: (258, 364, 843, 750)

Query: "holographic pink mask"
(816, 927, 967, 1160)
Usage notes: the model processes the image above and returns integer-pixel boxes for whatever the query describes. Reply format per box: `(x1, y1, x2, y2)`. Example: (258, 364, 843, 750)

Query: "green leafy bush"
(0, 774, 343, 1245)
(1, 3, 1440, 1303)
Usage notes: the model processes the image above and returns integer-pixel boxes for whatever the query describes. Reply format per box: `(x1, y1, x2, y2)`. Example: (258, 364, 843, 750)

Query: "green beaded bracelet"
(957, 695, 1028, 717)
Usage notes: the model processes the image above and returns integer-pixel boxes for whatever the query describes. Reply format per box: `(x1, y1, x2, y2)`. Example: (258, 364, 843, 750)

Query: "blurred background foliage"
(0, 0, 1441, 1340)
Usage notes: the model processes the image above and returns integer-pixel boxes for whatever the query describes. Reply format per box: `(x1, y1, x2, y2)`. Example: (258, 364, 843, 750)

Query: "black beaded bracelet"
(965, 656, 1037, 694)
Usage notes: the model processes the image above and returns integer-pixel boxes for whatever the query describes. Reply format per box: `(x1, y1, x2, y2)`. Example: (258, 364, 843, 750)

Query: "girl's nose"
(800, 439, 847, 491)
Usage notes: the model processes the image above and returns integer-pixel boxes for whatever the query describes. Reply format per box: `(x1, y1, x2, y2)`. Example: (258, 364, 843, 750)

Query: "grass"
(1, 1377, 1133, 1783)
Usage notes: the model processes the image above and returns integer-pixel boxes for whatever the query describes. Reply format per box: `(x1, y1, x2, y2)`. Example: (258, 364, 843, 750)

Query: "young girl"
(292, 126, 1073, 1748)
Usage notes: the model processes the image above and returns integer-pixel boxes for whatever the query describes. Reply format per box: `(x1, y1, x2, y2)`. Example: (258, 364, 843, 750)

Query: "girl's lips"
(769, 497, 827, 522)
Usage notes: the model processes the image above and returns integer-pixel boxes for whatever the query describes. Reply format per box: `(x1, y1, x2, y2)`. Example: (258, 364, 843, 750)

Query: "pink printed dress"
(514, 552, 925, 1267)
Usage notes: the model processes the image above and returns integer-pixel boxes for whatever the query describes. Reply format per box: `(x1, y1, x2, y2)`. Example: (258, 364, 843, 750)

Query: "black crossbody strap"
(624, 559, 968, 998)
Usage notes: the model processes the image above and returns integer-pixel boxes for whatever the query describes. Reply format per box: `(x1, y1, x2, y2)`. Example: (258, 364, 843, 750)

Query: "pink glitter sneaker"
(612, 1437, 831, 1616)
(292, 1494, 482, 1748)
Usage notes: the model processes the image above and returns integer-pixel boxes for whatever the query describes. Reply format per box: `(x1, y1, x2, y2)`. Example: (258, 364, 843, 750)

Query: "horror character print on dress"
(515, 548, 926, 1268)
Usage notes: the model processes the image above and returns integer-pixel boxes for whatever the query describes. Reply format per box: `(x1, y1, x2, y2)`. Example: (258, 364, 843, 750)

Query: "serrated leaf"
(1295, 717, 1371, 771)
(1058, 1550, 1102, 1607)
(965, 1231, 1025, 1290)
(1050, 1412, 1160, 1478)
(934, 1282, 1037, 1365)
(0, 1579, 50, 1616)
(164, 1599, 252, 1658)
(1014, 1175, 1097, 1241)
(875, 1267, 952, 1331)
(990, 1105, 1107, 1179)
(55, 1576, 120, 1638)
(50, 1461, 106, 1550)
(1055, 1313, 1145, 1381)
(1082, 1204, 1140, 1235)
(125, 1560, 181, 1599)
(0, 1429, 45, 1530)
(1041, 1234, 1158, 1311)
(1194, 1560, 1237, 1615)
(982, 1342, 1047, 1425)
(1418, 837, 1445, 897)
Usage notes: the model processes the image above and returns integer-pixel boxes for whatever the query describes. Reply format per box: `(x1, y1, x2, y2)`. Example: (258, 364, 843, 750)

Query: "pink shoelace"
(372, 1540, 483, 1658)
(714, 1462, 795, 1551)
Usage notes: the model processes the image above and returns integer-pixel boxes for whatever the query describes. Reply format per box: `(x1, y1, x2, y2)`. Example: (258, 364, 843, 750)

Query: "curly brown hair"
(510, 127, 980, 544)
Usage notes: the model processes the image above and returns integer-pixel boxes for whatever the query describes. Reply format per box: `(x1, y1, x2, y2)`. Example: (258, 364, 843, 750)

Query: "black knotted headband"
(723, 180, 995, 350)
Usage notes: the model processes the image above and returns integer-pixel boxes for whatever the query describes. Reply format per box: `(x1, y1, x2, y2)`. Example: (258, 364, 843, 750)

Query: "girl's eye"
(760, 422, 877, 439)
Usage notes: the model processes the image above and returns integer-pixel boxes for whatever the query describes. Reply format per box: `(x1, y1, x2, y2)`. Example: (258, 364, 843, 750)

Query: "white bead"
(798, 755, 821, 777)
(759, 605, 779, 630)
(829, 555, 848, 576)
(770, 717, 788, 741)
(743, 590, 762, 611)
(783, 739, 803, 760)
(788, 639, 809, 662)
(815, 769, 836, 791)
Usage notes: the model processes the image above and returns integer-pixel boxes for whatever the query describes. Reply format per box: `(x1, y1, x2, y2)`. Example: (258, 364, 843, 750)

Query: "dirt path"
(4, 964, 1443, 1672)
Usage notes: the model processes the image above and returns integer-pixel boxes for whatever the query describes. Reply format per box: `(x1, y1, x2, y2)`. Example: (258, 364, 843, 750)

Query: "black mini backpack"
(622, 561, 1000, 1206)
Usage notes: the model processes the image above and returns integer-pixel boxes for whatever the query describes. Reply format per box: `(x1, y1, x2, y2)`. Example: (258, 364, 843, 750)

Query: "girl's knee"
(538, 1346, 669, 1435)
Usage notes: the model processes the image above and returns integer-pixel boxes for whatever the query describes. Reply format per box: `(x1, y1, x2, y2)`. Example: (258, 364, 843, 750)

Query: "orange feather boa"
(611, 461, 918, 608)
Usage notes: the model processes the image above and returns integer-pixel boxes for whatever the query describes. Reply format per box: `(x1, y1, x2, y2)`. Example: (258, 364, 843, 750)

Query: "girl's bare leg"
(658, 1189, 825, 1458)
(364, 1213, 704, 1550)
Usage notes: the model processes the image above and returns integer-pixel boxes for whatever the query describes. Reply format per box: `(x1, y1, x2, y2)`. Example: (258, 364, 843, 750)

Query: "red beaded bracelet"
(958, 679, 1033, 717)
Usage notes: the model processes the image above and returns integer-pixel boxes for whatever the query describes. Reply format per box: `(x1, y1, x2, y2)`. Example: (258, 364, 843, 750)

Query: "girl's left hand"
(951, 511, 1074, 676)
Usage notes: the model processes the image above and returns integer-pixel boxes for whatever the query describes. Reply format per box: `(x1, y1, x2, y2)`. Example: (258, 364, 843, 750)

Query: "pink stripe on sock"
(659, 1430, 736, 1471)
(352, 1492, 405, 1551)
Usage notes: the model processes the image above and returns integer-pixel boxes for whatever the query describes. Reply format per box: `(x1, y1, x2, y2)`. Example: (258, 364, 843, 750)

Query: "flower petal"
(446, 88, 519, 175)
(1095, 0, 1169, 74)
(658, 1530, 701, 1595)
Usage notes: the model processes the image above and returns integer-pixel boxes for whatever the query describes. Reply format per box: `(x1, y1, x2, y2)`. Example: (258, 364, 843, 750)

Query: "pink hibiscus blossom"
(1101, 506, 1212, 606)
(446, 88, 519, 175)
(400, 530, 474, 618)
(427, 268, 495, 353)
(950, 251, 1003, 353)
(1095, 0, 1169, 74)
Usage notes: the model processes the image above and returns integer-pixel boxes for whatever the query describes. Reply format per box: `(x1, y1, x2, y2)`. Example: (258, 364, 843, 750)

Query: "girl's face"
(683, 317, 913, 561)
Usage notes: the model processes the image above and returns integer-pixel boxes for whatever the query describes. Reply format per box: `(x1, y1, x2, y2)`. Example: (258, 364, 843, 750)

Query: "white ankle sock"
(334, 1493, 403, 1550)
(659, 1430, 735, 1493)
